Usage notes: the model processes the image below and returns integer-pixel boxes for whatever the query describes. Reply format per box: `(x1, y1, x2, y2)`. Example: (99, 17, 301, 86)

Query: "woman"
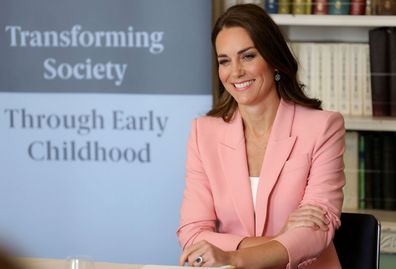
(177, 4, 345, 269)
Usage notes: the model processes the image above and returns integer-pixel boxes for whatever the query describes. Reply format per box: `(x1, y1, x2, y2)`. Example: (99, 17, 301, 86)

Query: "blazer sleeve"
(274, 112, 346, 269)
(176, 119, 244, 251)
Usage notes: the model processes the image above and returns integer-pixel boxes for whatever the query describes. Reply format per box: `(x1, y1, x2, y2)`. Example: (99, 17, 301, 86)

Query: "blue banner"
(0, 0, 212, 265)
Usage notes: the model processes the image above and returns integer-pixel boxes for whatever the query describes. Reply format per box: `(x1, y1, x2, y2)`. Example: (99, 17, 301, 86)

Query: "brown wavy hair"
(208, 4, 322, 121)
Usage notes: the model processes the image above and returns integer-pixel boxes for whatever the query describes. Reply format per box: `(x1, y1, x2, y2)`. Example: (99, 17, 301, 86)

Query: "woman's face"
(215, 27, 277, 108)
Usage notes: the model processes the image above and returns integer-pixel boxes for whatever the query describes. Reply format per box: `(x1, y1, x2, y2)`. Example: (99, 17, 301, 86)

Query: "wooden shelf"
(271, 14, 396, 27)
(344, 115, 396, 132)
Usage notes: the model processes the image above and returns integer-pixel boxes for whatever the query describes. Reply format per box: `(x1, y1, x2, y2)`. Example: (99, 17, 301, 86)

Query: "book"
(328, 0, 350, 15)
(350, 0, 366, 15)
(350, 44, 363, 116)
(320, 43, 332, 110)
(278, 0, 290, 13)
(358, 132, 366, 209)
(295, 42, 329, 101)
(295, 42, 312, 98)
(294, 42, 303, 90)
(363, 132, 374, 209)
(264, 0, 278, 13)
(306, 0, 313, 14)
(369, 27, 390, 116)
(362, 44, 373, 116)
(343, 131, 359, 210)
(390, 28, 396, 117)
(292, 0, 307, 14)
(365, 0, 372, 15)
(371, 133, 383, 209)
(374, 0, 396, 15)
(338, 43, 351, 115)
(382, 133, 396, 210)
(329, 44, 341, 112)
(307, 43, 322, 99)
(313, 0, 328, 14)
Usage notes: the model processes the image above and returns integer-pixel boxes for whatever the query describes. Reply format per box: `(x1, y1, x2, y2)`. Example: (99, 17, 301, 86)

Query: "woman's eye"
(218, 59, 229, 65)
(243, 53, 256, 60)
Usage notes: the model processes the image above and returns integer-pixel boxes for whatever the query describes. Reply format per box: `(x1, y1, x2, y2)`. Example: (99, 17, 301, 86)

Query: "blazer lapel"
(219, 111, 255, 237)
(255, 100, 297, 236)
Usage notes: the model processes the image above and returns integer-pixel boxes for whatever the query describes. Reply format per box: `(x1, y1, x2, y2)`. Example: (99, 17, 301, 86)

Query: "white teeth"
(234, 80, 253, 89)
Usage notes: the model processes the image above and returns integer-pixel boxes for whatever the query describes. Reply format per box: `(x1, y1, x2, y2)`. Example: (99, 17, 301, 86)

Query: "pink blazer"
(177, 99, 345, 269)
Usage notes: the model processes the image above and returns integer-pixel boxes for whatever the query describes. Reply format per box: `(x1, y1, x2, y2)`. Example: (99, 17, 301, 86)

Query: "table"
(16, 258, 230, 269)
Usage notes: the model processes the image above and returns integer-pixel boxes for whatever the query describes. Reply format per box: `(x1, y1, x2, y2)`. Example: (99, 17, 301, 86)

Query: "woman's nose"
(231, 61, 244, 77)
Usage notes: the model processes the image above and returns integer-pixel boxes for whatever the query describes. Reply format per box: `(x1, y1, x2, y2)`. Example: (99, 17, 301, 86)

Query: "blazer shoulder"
(295, 105, 345, 131)
(193, 115, 228, 135)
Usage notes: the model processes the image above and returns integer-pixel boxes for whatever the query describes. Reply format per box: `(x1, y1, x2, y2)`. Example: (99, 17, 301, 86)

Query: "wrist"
(237, 237, 248, 249)
(229, 250, 244, 269)
(238, 236, 272, 249)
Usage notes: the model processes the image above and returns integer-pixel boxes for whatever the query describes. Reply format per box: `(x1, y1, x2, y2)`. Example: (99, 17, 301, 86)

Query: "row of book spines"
(357, 131, 396, 210)
(290, 42, 372, 117)
(264, 0, 396, 15)
(265, 0, 364, 15)
(266, 0, 313, 15)
(344, 131, 396, 211)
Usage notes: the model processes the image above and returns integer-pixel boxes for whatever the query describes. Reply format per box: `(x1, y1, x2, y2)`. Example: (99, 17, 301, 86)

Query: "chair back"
(333, 212, 380, 269)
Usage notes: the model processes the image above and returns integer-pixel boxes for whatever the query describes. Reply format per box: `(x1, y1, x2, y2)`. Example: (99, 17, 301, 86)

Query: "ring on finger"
(195, 256, 203, 266)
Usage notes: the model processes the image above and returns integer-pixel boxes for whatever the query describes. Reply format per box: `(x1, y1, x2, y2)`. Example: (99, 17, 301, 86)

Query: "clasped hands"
(179, 204, 329, 267)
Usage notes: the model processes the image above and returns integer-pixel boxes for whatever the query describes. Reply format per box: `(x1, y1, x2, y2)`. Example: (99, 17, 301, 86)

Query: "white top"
(250, 176, 259, 211)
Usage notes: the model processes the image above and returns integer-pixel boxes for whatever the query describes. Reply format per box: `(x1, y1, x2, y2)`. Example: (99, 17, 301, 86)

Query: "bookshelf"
(271, 13, 396, 261)
(272, 14, 396, 27)
(271, 14, 396, 131)
(344, 116, 396, 132)
(272, 14, 396, 43)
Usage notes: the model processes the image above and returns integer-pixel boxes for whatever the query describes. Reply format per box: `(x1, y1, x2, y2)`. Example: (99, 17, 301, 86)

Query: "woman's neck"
(239, 97, 280, 137)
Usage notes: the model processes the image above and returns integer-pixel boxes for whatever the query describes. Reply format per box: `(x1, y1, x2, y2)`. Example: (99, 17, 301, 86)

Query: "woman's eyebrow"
(217, 46, 255, 58)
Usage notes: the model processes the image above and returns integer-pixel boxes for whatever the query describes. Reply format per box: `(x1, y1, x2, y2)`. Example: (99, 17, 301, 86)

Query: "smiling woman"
(177, 4, 345, 269)
(215, 26, 278, 109)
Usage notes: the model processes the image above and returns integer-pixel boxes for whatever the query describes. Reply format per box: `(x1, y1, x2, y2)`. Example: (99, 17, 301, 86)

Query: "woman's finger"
(288, 217, 328, 230)
(179, 241, 208, 266)
(289, 207, 329, 230)
(179, 244, 198, 265)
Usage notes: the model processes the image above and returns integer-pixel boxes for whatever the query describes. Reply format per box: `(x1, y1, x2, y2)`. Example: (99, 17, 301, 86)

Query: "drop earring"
(274, 70, 281, 82)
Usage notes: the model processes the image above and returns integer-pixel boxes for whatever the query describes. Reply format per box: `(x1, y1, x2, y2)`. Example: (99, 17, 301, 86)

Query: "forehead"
(215, 27, 254, 53)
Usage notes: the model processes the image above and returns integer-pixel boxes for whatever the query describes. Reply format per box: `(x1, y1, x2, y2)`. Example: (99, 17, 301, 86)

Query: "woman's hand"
(278, 204, 329, 235)
(179, 240, 235, 267)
